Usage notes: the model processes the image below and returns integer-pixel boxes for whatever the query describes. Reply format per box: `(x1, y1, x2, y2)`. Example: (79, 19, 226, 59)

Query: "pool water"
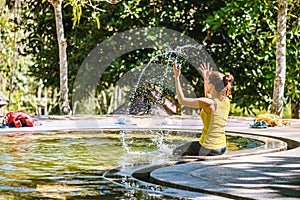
(0, 130, 263, 199)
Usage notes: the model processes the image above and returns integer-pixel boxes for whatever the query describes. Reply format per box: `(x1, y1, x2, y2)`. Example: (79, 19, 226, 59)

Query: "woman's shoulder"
(214, 97, 230, 108)
(224, 97, 230, 103)
(214, 96, 230, 103)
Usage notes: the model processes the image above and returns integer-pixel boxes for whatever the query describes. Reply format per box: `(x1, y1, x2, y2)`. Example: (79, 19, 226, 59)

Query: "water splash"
(118, 44, 214, 158)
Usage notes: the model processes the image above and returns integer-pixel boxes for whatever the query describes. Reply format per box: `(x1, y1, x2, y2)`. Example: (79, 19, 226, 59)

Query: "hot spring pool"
(0, 129, 277, 199)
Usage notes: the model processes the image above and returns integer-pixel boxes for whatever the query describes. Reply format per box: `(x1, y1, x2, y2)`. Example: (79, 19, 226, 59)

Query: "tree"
(19, 0, 298, 116)
(49, 0, 71, 114)
(203, 0, 299, 118)
(270, 0, 288, 117)
(25, 0, 221, 114)
(203, 0, 278, 114)
(0, 0, 40, 113)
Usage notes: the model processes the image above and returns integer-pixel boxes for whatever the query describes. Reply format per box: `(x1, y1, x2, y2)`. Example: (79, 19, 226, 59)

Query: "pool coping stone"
(0, 115, 299, 199)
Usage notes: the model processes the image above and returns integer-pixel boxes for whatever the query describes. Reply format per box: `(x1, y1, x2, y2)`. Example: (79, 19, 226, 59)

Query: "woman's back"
(200, 97, 230, 150)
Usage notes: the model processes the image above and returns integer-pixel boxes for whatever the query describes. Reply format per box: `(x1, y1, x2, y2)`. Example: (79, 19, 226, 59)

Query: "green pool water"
(0, 130, 263, 199)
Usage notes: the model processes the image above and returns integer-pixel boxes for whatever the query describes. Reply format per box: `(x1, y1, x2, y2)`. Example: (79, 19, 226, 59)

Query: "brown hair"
(209, 71, 234, 96)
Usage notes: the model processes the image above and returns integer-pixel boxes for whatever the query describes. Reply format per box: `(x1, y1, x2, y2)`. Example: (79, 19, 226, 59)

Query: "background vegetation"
(0, 0, 299, 118)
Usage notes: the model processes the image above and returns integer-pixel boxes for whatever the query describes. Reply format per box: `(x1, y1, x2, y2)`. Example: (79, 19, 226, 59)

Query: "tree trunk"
(51, 0, 71, 114)
(270, 0, 288, 117)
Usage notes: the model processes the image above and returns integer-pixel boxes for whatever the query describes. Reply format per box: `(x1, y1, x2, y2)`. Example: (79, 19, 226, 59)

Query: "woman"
(173, 61, 234, 156)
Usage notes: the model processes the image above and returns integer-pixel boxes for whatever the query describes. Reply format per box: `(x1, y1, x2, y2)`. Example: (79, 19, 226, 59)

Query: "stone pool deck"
(0, 115, 299, 199)
(150, 116, 300, 200)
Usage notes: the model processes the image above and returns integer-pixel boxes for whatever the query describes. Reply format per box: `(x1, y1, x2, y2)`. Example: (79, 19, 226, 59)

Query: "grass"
(230, 103, 292, 119)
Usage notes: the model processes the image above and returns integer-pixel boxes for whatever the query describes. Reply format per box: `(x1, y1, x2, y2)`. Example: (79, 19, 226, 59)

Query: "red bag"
(5, 110, 34, 128)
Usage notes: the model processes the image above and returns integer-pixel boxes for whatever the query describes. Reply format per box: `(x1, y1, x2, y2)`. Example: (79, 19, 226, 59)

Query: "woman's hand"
(199, 63, 212, 81)
(173, 60, 181, 78)
(200, 63, 212, 98)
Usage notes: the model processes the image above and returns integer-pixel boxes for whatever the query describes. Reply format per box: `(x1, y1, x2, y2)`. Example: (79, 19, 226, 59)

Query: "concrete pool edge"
(147, 119, 300, 199)
(0, 115, 299, 199)
(132, 130, 288, 181)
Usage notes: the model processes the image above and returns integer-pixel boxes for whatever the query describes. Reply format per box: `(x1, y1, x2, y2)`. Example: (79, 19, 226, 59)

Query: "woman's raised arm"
(173, 61, 214, 112)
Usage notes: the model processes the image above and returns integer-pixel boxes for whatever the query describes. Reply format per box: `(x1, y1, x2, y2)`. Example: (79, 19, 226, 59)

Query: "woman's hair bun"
(223, 73, 234, 86)
(209, 71, 234, 96)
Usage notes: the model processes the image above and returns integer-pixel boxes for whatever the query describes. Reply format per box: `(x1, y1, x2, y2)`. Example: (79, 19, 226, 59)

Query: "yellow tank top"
(199, 97, 230, 150)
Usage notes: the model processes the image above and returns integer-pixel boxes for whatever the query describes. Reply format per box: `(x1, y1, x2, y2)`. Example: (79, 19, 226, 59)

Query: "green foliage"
(4, 0, 298, 116)
(285, 0, 300, 102)
(203, 0, 299, 116)
(22, 0, 221, 114)
(0, 0, 41, 114)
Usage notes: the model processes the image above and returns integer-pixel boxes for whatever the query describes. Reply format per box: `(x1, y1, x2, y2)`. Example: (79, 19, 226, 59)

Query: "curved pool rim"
(101, 129, 298, 198)
(0, 115, 298, 199)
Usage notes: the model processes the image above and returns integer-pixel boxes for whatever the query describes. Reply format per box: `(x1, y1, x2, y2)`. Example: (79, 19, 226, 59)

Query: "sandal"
(250, 119, 268, 128)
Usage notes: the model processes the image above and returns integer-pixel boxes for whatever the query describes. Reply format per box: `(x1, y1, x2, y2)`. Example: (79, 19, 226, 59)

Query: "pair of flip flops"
(250, 119, 268, 128)
(0, 123, 8, 128)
